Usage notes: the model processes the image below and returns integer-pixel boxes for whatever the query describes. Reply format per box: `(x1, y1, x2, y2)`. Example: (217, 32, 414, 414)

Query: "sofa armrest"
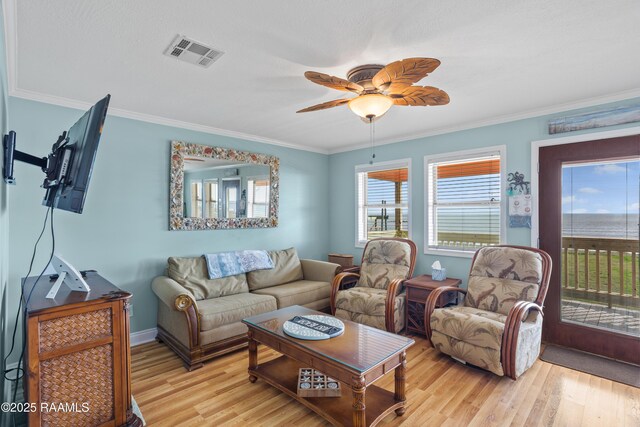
(300, 259, 341, 283)
(151, 276, 198, 312)
(151, 276, 200, 347)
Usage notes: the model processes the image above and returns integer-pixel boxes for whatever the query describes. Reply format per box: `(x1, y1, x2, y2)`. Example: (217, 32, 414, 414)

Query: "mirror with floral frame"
(170, 141, 279, 230)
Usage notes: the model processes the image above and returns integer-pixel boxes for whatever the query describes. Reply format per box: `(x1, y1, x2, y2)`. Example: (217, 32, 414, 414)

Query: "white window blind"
(356, 160, 410, 246)
(190, 180, 203, 218)
(248, 177, 269, 217)
(426, 150, 503, 253)
(204, 179, 218, 218)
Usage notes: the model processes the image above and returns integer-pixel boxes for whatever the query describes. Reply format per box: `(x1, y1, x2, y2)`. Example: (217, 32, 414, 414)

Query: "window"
(225, 184, 238, 218)
(355, 159, 411, 247)
(248, 177, 270, 217)
(425, 147, 505, 256)
(190, 180, 203, 218)
(204, 179, 218, 218)
(189, 179, 218, 218)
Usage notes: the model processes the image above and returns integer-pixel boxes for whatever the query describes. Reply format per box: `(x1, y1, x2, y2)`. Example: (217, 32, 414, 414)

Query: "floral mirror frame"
(169, 141, 279, 230)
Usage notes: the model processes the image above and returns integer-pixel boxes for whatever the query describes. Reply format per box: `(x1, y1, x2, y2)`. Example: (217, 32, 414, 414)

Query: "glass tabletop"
(243, 305, 414, 373)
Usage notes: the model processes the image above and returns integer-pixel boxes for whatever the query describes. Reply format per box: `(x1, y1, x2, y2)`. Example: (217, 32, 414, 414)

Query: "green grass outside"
(562, 249, 639, 313)
(368, 229, 408, 239)
(563, 249, 639, 296)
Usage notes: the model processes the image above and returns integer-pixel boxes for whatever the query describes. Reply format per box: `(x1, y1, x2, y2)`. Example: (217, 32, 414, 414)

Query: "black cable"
(2, 205, 51, 382)
(2, 205, 53, 427)
(24, 207, 55, 308)
(11, 207, 56, 409)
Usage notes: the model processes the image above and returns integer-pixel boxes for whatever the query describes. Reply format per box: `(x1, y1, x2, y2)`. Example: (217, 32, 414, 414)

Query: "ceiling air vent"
(163, 34, 224, 68)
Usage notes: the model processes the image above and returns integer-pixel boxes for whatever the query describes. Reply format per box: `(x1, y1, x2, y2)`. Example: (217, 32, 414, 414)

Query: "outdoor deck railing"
(562, 237, 639, 308)
(433, 234, 639, 309)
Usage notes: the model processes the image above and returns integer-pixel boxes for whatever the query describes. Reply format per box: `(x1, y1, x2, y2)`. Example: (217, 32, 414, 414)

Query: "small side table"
(404, 275, 462, 335)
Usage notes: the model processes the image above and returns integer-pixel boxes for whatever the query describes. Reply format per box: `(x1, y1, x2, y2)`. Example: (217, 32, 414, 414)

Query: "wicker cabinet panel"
(40, 344, 115, 426)
(39, 308, 112, 353)
(23, 272, 141, 427)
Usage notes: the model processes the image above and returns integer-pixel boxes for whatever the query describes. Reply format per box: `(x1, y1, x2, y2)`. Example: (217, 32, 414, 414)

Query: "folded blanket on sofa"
(204, 250, 274, 279)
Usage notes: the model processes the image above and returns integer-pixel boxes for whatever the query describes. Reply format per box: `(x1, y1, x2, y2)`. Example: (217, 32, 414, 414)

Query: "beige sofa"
(151, 247, 340, 370)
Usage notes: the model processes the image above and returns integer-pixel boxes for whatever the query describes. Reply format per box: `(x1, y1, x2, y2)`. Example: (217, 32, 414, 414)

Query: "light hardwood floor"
(131, 336, 640, 426)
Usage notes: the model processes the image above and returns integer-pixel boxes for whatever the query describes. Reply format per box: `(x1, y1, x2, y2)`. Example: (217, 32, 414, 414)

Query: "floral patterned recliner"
(424, 245, 552, 379)
(330, 238, 417, 333)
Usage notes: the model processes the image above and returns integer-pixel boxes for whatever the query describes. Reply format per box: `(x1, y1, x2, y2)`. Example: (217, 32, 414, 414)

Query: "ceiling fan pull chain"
(372, 119, 376, 160)
(369, 117, 376, 164)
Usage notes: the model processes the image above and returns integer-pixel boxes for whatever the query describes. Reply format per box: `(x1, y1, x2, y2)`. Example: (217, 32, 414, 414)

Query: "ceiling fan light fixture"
(348, 94, 393, 120)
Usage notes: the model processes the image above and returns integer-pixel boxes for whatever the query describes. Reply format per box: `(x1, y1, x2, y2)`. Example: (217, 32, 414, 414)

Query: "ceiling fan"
(296, 57, 449, 122)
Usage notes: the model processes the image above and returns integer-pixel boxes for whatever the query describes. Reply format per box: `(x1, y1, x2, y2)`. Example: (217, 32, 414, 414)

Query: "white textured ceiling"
(5, 0, 640, 153)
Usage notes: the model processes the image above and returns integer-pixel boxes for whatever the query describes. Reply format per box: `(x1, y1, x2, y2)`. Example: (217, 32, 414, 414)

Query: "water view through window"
(561, 159, 640, 337)
(356, 165, 409, 243)
(426, 153, 502, 252)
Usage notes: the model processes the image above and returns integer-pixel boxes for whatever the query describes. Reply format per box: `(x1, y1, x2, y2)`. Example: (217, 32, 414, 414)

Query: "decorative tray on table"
(297, 368, 341, 397)
(282, 315, 344, 340)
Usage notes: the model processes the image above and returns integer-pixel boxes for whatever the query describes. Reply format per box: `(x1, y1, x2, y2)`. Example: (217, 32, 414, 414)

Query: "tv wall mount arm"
(3, 130, 69, 186)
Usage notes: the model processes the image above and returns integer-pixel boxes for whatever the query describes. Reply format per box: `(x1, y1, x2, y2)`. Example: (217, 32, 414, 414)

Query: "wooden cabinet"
(404, 275, 462, 335)
(24, 272, 142, 427)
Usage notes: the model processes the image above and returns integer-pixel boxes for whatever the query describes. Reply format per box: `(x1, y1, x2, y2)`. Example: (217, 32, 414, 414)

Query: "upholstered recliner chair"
(424, 245, 551, 379)
(330, 238, 417, 333)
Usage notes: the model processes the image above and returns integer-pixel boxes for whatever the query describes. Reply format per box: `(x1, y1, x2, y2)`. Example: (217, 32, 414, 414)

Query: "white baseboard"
(130, 328, 158, 347)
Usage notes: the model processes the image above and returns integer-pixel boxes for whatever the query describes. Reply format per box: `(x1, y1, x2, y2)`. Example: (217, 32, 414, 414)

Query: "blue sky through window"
(562, 160, 640, 214)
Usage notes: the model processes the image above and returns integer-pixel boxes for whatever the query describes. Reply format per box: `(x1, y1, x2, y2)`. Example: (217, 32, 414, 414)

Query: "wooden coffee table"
(242, 306, 415, 427)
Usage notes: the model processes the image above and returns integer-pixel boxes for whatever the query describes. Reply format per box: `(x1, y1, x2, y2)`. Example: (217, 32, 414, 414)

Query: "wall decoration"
(548, 104, 640, 134)
(507, 171, 530, 194)
(169, 141, 279, 231)
(508, 195, 532, 228)
(507, 171, 532, 228)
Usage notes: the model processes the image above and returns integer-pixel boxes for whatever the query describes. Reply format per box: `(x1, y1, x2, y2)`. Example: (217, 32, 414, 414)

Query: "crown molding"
(9, 83, 639, 160)
(8, 88, 329, 154)
(327, 88, 640, 154)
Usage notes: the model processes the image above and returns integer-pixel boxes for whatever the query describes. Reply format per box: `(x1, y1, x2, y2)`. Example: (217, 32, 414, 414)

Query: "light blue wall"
(328, 97, 640, 286)
(6, 97, 330, 363)
(0, 0, 10, 407)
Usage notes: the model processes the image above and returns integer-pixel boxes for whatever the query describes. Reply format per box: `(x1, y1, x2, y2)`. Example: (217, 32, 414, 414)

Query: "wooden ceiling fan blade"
(372, 58, 441, 91)
(385, 82, 413, 95)
(296, 98, 351, 113)
(304, 71, 364, 93)
(390, 86, 450, 106)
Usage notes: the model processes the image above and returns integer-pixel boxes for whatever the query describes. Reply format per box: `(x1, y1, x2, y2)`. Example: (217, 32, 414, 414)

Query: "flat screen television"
(2, 94, 110, 214)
